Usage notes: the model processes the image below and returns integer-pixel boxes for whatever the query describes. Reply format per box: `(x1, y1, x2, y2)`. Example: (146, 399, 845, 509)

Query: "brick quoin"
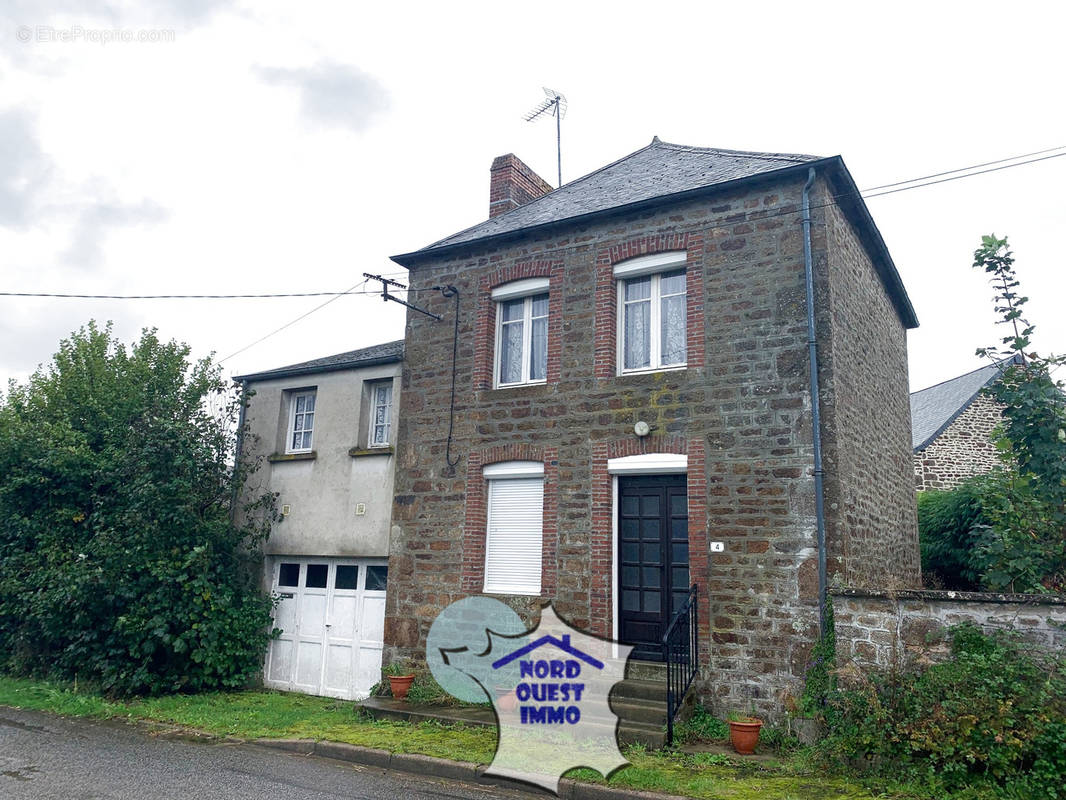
(461, 443, 559, 595)
(474, 260, 563, 390)
(594, 234, 706, 378)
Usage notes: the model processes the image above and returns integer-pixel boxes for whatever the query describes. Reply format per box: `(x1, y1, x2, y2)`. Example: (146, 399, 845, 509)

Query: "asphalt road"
(0, 707, 539, 800)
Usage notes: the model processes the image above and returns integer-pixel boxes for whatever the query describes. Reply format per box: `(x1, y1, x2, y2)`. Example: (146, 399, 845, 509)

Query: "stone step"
(609, 697, 668, 727)
(625, 660, 668, 682)
(617, 721, 667, 749)
(611, 678, 667, 703)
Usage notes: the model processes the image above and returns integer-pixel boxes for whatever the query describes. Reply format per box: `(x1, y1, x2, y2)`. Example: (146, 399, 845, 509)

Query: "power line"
(863, 151, 1066, 199)
(861, 145, 1066, 192)
(6, 144, 1066, 305)
(0, 290, 382, 299)
(218, 281, 367, 364)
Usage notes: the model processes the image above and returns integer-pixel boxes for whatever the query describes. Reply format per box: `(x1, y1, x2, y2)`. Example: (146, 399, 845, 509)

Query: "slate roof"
(233, 340, 404, 382)
(392, 137, 919, 329)
(909, 358, 1017, 451)
(418, 138, 820, 253)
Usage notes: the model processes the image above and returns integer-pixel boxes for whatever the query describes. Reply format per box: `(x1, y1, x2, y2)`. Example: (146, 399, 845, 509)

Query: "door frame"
(264, 556, 388, 700)
(607, 453, 689, 651)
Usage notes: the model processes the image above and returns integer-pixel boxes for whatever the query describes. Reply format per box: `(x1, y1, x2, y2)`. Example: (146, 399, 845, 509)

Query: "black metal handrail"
(662, 584, 699, 746)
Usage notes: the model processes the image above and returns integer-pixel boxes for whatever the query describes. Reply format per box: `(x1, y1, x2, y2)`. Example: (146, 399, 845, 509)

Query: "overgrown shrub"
(800, 599, 836, 715)
(816, 623, 1066, 798)
(919, 472, 1065, 593)
(918, 480, 987, 591)
(674, 704, 729, 743)
(0, 323, 277, 695)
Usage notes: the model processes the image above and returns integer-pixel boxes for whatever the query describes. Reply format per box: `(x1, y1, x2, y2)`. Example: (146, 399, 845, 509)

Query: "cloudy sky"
(1, 1, 1063, 393)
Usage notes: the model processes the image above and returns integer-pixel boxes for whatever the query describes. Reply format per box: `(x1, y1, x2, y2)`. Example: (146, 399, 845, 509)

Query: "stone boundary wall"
(831, 587, 1066, 670)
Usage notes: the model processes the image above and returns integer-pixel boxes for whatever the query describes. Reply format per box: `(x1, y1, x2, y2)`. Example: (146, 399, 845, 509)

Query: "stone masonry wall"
(386, 174, 915, 718)
(819, 201, 921, 589)
(832, 587, 1066, 670)
(914, 393, 1004, 491)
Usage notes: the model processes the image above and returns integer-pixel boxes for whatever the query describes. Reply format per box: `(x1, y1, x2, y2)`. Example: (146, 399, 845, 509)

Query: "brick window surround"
(589, 436, 710, 652)
(474, 260, 563, 390)
(461, 443, 560, 595)
(594, 234, 705, 378)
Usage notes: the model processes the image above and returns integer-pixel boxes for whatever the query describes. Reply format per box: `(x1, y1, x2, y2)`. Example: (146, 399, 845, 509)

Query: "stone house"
(384, 139, 920, 716)
(235, 340, 403, 700)
(910, 358, 1018, 491)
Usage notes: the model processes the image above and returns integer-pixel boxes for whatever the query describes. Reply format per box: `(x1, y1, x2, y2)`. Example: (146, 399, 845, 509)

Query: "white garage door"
(264, 558, 387, 700)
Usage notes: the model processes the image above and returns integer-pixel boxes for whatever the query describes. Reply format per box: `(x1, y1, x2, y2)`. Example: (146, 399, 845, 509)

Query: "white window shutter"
(484, 477, 543, 595)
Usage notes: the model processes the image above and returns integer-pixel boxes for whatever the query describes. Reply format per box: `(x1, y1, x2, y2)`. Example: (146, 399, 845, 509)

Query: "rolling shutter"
(484, 476, 543, 595)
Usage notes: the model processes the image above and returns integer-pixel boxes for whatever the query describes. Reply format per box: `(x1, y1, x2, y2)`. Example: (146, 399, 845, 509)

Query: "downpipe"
(801, 167, 829, 636)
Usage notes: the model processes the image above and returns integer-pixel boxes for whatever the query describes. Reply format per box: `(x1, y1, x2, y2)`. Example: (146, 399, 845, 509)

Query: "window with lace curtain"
(614, 252, 688, 374)
(492, 277, 550, 388)
(368, 381, 393, 447)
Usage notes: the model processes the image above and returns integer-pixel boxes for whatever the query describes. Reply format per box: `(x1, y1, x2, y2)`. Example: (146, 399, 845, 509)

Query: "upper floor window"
(492, 278, 550, 387)
(287, 390, 315, 453)
(368, 381, 393, 447)
(614, 252, 687, 373)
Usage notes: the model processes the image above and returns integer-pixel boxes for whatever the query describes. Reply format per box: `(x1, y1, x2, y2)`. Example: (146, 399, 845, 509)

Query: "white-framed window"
(492, 277, 550, 387)
(368, 381, 393, 448)
(483, 461, 544, 595)
(614, 252, 688, 374)
(287, 390, 316, 453)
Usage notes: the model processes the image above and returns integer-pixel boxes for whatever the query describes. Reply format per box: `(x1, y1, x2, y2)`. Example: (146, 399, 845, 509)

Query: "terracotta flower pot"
(728, 718, 763, 755)
(387, 674, 416, 700)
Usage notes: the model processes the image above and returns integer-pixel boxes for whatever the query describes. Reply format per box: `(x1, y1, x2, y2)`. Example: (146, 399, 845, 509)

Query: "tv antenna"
(523, 87, 567, 187)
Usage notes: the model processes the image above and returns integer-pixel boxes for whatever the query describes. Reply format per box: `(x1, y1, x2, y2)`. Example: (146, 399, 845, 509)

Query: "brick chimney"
(489, 154, 552, 218)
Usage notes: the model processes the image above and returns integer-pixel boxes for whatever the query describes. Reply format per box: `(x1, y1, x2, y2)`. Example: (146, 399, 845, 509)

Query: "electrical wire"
(6, 144, 1066, 303)
(0, 290, 383, 299)
(861, 145, 1066, 192)
(218, 281, 367, 364)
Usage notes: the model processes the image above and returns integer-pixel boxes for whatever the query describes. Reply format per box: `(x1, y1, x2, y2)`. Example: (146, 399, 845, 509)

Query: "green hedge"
(0, 324, 277, 695)
(816, 623, 1066, 798)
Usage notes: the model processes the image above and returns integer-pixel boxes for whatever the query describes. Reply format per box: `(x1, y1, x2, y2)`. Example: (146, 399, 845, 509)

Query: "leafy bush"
(919, 472, 1065, 593)
(800, 598, 836, 715)
(674, 704, 728, 743)
(0, 323, 277, 695)
(817, 623, 1066, 798)
(918, 482, 986, 590)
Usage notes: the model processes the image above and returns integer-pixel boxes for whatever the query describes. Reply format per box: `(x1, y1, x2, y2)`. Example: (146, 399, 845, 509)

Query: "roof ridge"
(235, 339, 404, 381)
(421, 138, 821, 250)
(653, 138, 820, 164)
(422, 139, 663, 249)
(911, 356, 1015, 396)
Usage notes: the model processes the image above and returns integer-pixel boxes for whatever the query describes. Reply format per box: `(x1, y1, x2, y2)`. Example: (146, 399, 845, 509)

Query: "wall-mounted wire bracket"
(363, 273, 442, 321)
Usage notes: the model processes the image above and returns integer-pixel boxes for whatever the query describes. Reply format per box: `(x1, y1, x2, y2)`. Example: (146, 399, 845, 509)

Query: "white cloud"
(255, 61, 388, 133)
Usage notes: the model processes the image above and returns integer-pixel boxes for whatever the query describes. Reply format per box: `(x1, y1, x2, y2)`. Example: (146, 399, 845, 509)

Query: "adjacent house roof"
(391, 137, 918, 329)
(233, 340, 404, 382)
(910, 358, 1018, 451)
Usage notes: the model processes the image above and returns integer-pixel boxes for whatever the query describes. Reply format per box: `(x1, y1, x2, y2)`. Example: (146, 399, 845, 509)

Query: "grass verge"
(0, 675, 921, 799)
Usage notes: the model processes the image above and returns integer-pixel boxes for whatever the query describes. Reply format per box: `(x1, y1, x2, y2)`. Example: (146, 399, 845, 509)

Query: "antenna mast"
(523, 87, 567, 187)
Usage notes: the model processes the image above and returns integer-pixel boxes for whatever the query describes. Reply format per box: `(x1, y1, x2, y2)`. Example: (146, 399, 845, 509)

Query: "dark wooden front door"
(617, 474, 689, 661)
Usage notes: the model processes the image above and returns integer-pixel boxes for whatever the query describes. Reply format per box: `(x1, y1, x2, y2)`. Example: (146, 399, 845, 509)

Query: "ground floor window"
(483, 461, 544, 595)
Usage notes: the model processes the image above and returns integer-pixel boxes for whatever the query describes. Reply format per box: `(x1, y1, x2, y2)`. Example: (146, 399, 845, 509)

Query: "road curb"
(254, 737, 690, 799)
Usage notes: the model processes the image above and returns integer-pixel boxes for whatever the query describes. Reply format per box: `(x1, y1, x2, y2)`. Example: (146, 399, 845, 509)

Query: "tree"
(0, 322, 278, 694)
(970, 235, 1066, 592)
